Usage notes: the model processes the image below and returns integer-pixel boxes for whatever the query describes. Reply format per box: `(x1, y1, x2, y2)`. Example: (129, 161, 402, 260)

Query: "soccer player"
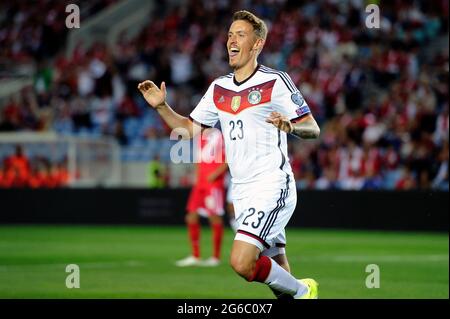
(138, 10, 320, 299)
(176, 128, 228, 267)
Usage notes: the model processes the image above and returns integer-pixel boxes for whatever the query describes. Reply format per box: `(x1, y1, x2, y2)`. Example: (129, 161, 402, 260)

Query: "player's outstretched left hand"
(137, 80, 167, 110)
(266, 111, 293, 133)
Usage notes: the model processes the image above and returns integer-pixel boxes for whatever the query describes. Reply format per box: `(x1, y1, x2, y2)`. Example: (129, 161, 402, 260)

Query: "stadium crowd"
(0, 145, 70, 188)
(0, 0, 448, 190)
(0, 0, 117, 63)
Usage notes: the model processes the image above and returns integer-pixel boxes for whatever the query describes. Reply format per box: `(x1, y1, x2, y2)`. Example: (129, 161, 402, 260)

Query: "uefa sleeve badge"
(291, 92, 304, 106)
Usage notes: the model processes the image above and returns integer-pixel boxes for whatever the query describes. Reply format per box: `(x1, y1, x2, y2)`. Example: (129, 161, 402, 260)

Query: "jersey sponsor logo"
(213, 79, 276, 115)
(248, 90, 262, 105)
(291, 92, 304, 106)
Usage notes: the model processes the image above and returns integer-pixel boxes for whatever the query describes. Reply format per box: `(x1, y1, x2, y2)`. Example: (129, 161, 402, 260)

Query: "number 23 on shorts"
(242, 208, 265, 229)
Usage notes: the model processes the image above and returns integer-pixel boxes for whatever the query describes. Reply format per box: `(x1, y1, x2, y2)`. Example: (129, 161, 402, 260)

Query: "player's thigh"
(261, 230, 287, 257)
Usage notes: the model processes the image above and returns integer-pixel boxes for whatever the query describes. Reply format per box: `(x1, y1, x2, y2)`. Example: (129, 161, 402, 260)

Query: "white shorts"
(233, 181, 296, 254)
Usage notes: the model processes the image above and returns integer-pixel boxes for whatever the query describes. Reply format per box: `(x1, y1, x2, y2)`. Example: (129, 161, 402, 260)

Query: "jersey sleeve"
(271, 72, 311, 122)
(190, 82, 219, 128)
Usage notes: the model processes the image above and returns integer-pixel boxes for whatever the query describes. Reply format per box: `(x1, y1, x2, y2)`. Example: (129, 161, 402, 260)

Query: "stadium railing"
(0, 132, 121, 187)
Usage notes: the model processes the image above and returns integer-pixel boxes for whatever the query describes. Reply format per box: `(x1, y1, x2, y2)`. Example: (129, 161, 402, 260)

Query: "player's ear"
(253, 38, 265, 52)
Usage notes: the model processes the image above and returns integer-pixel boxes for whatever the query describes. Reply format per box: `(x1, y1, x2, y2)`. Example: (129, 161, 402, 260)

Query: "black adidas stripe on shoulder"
(259, 65, 297, 93)
(260, 65, 297, 92)
(217, 73, 233, 80)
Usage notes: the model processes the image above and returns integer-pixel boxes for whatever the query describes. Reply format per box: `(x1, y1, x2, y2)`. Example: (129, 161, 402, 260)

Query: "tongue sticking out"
(229, 49, 239, 58)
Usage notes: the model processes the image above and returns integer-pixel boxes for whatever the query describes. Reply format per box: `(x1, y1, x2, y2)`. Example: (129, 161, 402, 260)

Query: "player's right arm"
(137, 80, 200, 139)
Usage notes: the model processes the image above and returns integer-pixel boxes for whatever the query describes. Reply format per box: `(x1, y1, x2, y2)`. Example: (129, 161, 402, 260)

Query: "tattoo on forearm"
(290, 120, 320, 139)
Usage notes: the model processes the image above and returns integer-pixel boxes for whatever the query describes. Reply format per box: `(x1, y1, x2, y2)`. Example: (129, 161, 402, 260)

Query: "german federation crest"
(248, 90, 262, 105)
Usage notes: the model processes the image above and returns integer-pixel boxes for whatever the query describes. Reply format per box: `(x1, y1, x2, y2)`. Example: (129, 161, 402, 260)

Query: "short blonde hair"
(232, 10, 268, 40)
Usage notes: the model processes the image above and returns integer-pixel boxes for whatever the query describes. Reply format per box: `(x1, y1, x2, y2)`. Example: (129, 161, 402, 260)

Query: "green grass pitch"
(0, 225, 447, 298)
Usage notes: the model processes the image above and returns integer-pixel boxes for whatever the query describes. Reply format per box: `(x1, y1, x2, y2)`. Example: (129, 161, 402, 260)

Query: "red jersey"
(194, 129, 226, 188)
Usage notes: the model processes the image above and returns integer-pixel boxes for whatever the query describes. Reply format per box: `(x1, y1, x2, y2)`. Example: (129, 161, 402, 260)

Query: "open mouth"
(229, 47, 240, 58)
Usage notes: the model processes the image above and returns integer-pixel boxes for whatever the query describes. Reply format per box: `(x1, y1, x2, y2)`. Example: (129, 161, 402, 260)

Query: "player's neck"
(233, 60, 259, 83)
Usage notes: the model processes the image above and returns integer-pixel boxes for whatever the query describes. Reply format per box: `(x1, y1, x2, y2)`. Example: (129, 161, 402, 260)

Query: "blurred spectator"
(395, 166, 418, 190)
(432, 141, 449, 190)
(148, 154, 166, 189)
(0, 0, 117, 63)
(3, 145, 30, 187)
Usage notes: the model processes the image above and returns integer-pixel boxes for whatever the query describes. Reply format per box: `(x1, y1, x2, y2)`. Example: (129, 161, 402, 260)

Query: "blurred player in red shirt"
(176, 128, 228, 267)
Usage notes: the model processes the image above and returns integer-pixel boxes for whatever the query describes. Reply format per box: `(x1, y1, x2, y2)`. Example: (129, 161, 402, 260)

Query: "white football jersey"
(190, 64, 311, 199)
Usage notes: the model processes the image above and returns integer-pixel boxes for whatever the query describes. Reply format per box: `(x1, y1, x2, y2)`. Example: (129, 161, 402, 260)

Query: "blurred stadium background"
(0, 0, 448, 298)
